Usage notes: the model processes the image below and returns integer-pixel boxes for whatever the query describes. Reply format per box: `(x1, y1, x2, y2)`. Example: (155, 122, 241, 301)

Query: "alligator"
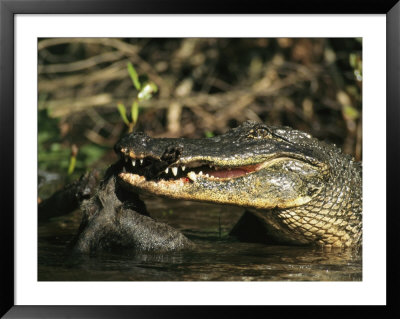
(72, 121, 362, 253)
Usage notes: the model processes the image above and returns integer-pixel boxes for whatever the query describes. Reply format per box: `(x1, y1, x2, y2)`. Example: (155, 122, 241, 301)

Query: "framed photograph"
(1, 0, 398, 317)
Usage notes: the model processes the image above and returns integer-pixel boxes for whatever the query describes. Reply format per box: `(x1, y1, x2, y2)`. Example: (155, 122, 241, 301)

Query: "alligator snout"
(115, 132, 185, 163)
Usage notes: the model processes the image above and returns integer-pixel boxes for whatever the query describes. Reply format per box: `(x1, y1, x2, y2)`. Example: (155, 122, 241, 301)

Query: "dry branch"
(38, 38, 140, 56)
(39, 51, 125, 74)
(44, 94, 112, 117)
(39, 60, 128, 91)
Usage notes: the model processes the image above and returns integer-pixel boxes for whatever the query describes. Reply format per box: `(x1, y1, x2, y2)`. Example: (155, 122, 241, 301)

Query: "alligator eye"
(247, 127, 272, 139)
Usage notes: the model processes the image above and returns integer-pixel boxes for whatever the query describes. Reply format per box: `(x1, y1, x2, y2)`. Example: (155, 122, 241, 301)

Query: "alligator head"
(115, 121, 362, 247)
(114, 121, 362, 248)
(115, 121, 331, 209)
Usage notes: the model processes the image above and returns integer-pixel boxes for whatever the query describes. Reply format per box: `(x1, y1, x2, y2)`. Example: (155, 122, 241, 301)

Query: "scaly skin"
(115, 121, 362, 248)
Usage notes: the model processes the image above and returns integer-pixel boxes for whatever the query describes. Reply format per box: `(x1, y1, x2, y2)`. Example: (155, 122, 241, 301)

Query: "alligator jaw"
(118, 154, 322, 210)
(117, 151, 262, 201)
(118, 154, 268, 184)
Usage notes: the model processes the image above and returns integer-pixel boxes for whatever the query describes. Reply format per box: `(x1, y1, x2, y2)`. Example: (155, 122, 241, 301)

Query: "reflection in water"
(38, 198, 362, 281)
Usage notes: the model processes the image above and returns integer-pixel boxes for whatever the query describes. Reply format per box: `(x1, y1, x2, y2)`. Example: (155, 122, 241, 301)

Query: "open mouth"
(119, 154, 264, 183)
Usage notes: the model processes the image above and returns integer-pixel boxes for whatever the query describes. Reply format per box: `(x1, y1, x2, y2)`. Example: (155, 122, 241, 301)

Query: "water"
(38, 197, 362, 281)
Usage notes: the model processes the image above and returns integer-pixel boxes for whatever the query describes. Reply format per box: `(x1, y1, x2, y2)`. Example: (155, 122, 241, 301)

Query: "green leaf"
(131, 100, 139, 126)
(204, 131, 214, 138)
(127, 62, 141, 90)
(349, 53, 357, 68)
(117, 103, 130, 126)
(67, 156, 76, 175)
(343, 105, 360, 120)
(50, 143, 62, 152)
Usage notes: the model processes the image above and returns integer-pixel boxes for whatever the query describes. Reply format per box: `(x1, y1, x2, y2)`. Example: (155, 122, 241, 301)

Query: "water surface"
(38, 197, 362, 281)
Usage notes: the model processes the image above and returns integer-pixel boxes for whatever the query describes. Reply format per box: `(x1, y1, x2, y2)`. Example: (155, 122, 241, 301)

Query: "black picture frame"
(1, 0, 398, 318)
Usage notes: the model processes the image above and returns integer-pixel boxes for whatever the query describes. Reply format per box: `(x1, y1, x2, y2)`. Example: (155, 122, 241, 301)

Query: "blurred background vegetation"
(38, 38, 362, 194)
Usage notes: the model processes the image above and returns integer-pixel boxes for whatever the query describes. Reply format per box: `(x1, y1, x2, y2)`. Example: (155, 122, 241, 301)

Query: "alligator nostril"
(161, 145, 183, 164)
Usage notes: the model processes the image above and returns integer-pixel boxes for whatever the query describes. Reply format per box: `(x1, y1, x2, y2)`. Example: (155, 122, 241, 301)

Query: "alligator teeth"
(125, 157, 128, 162)
(122, 166, 126, 172)
(165, 168, 169, 174)
(187, 171, 197, 181)
(181, 166, 186, 171)
(132, 160, 136, 167)
(172, 167, 178, 176)
(140, 159, 144, 165)
(199, 171, 203, 175)
(205, 173, 209, 177)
